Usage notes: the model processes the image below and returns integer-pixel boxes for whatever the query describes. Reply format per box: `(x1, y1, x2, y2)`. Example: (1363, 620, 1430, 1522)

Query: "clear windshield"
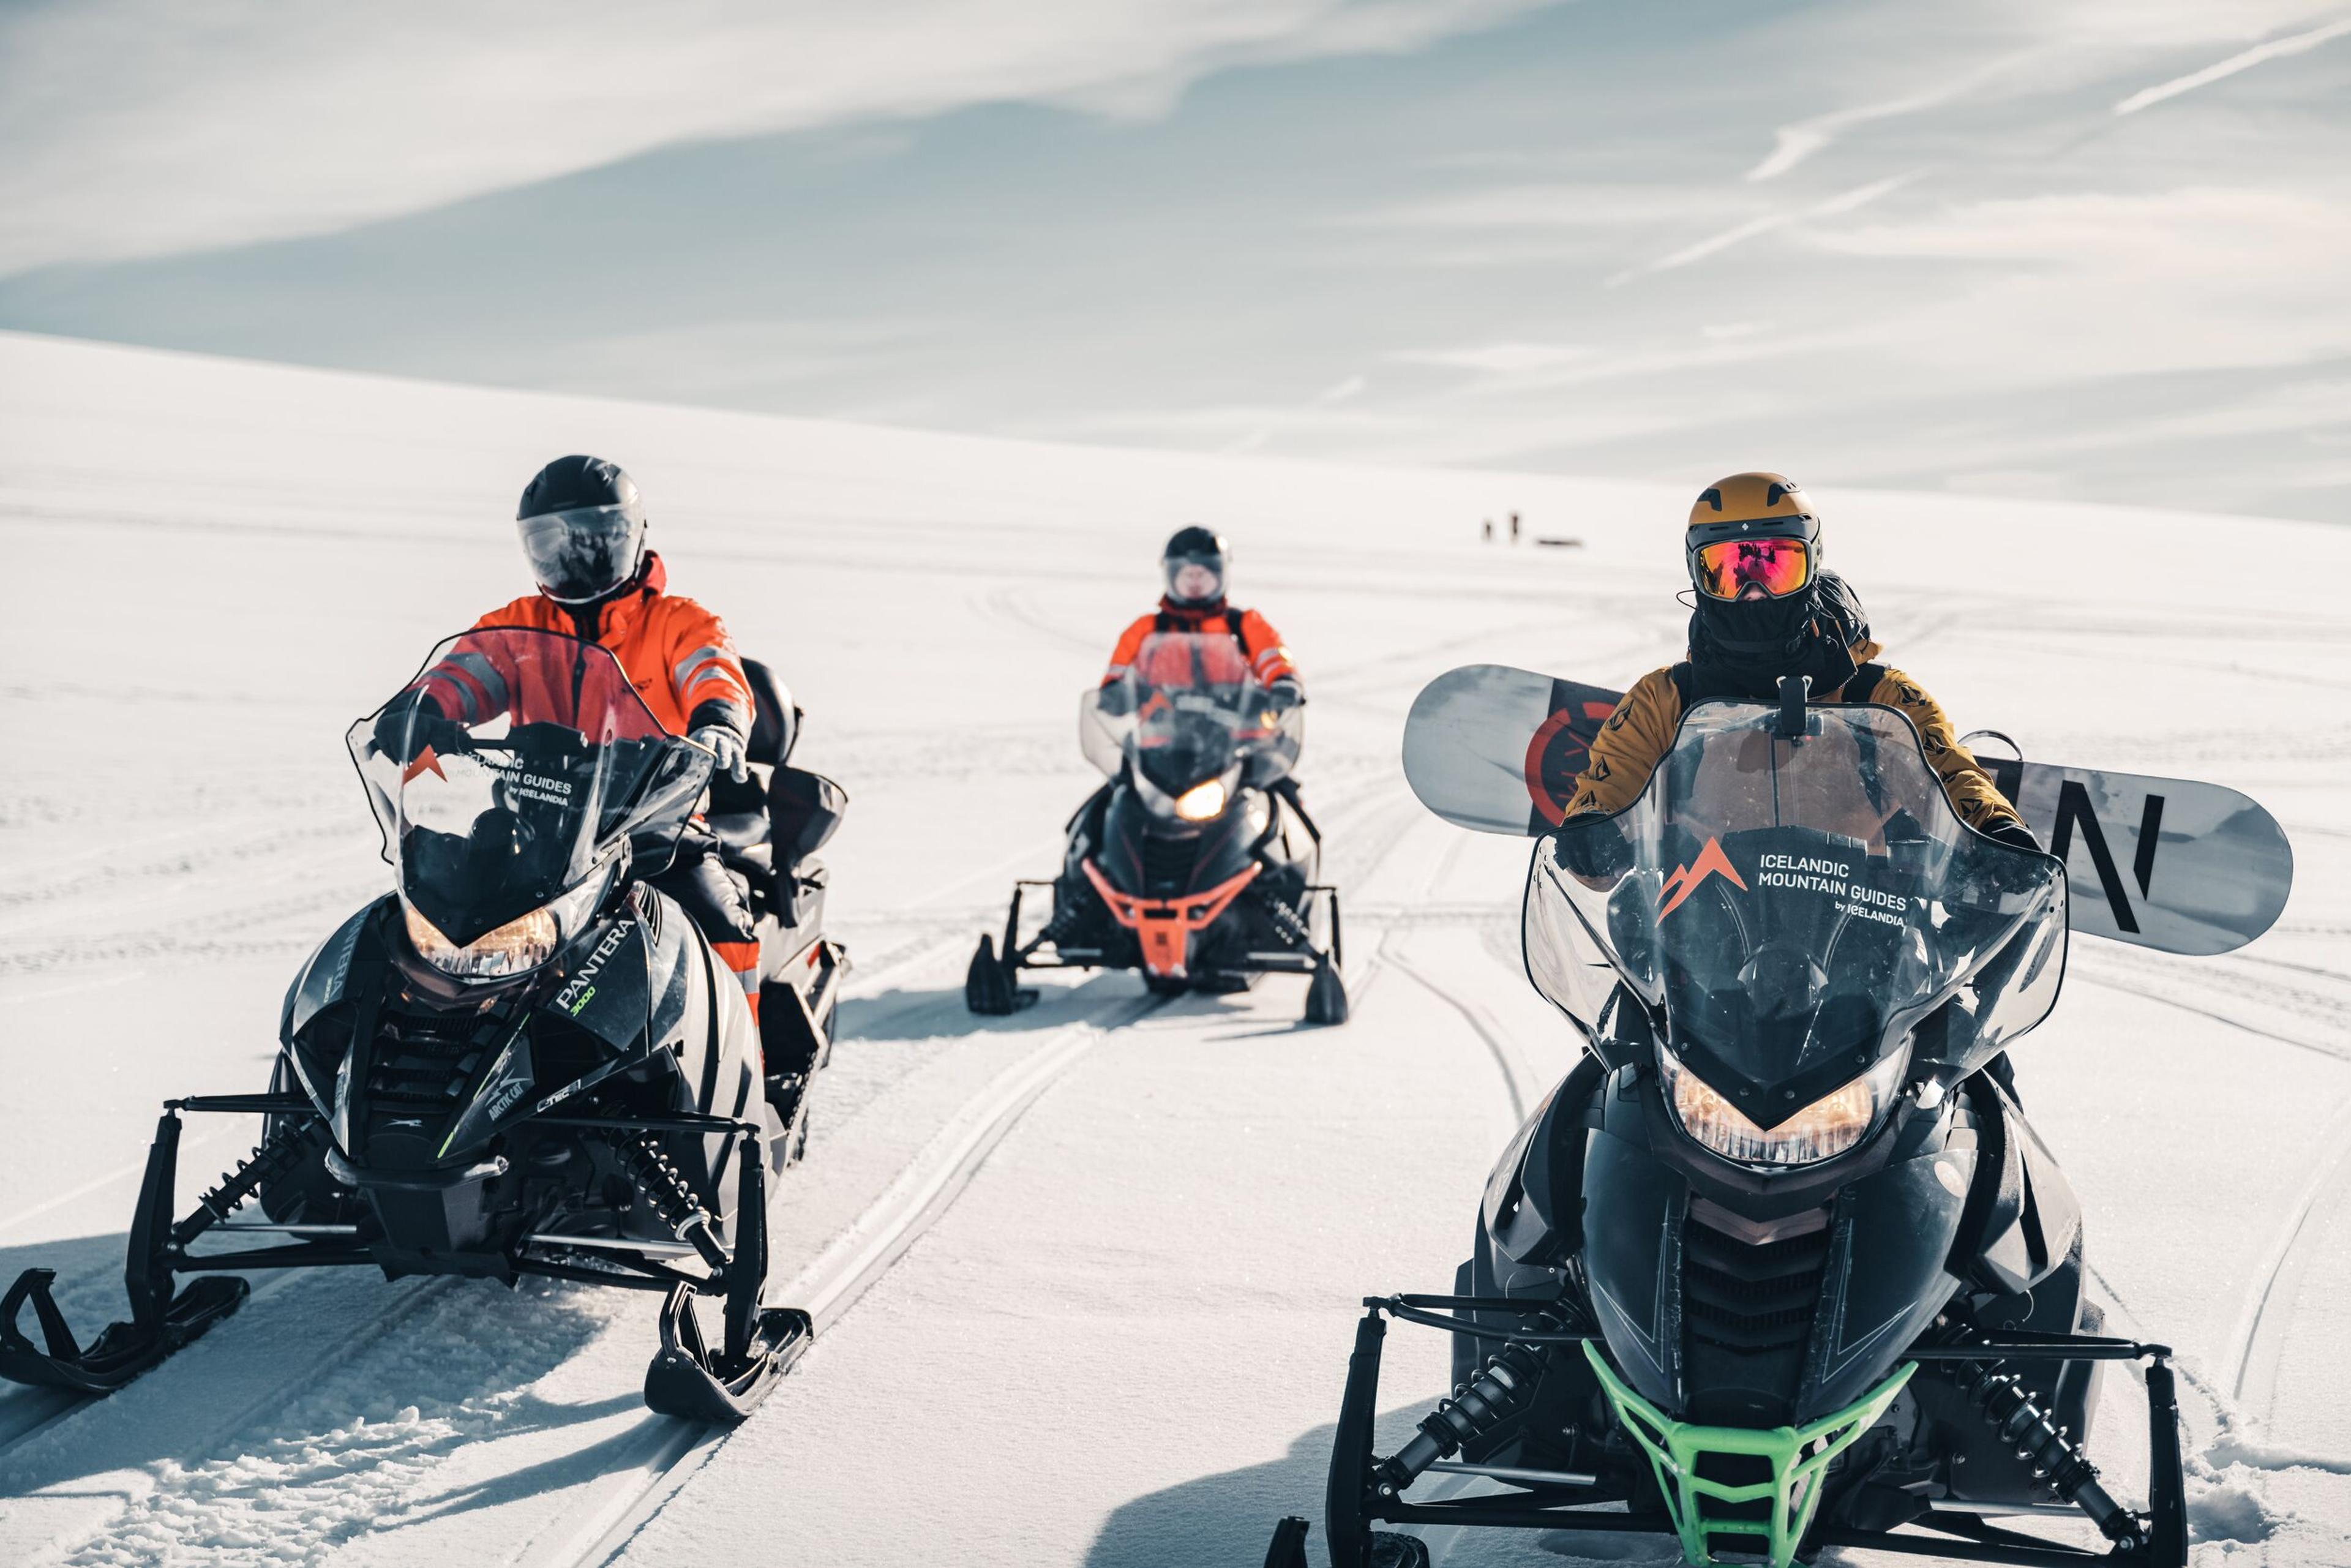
(348, 628, 712, 944)
(1079, 631, 1303, 793)
(1528, 701, 2066, 1103)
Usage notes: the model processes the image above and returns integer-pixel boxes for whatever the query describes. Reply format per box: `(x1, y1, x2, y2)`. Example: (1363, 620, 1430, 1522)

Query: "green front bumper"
(1584, 1341, 1916, 1568)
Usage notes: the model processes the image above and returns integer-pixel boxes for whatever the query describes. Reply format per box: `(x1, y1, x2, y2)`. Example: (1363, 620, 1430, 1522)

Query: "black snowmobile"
(966, 630, 1346, 1024)
(1276, 680, 2188, 1568)
(0, 627, 847, 1422)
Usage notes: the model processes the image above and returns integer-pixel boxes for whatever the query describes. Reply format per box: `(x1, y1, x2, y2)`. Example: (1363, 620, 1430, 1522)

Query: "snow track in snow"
(524, 989, 1164, 1568)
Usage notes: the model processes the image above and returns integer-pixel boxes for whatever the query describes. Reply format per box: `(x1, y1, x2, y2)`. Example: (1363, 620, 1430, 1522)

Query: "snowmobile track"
(2227, 1095, 2351, 1420)
(514, 987, 1167, 1568)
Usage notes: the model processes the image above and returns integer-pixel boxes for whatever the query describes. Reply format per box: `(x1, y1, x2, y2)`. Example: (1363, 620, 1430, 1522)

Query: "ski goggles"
(1164, 552, 1225, 603)
(1689, 533, 1813, 601)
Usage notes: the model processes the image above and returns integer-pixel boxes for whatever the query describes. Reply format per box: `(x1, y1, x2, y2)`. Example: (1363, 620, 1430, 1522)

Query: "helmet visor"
(1693, 536, 1811, 601)
(519, 504, 645, 603)
(1164, 552, 1224, 605)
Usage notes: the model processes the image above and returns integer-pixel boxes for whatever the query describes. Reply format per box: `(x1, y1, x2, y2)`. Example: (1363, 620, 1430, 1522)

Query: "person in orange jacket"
(1563, 471, 2033, 849)
(391, 456, 772, 1019)
(1103, 527, 1303, 701)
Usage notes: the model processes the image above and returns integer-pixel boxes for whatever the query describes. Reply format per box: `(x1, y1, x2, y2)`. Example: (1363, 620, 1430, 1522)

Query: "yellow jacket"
(1563, 638, 2024, 834)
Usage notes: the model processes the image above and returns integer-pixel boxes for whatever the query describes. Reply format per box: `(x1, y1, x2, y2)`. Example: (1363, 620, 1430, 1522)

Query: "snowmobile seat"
(699, 656, 847, 928)
(741, 658, 798, 767)
(708, 811, 774, 873)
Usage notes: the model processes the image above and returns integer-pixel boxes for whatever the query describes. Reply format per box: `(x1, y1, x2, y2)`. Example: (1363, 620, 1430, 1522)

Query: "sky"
(2, 0, 2348, 521)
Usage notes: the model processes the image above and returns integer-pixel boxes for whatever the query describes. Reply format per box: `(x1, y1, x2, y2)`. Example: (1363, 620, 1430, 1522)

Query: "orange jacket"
(1103, 600, 1298, 689)
(1564, 637, 2023, 835)
(430, 553, 754, 740)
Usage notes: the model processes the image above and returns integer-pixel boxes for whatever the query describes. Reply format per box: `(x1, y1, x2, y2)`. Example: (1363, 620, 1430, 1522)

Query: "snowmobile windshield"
(348, 628, 713, 946)
(1526, 700, 2066, 1109)
(1079, 631, 1302, 797)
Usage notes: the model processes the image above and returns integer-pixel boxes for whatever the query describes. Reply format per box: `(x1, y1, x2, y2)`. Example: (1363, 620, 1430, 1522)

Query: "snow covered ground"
(1, 328, 2347, 1566)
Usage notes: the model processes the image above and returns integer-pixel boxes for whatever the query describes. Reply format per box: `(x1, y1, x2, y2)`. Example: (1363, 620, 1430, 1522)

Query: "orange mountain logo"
(1658, 836, 1746, 918)
(400, 745, 448, 785)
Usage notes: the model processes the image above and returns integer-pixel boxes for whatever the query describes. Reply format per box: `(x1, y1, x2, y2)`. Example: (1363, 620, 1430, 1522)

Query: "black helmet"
(516, 455, 647, 604)
(1162, 525, 1228, 609)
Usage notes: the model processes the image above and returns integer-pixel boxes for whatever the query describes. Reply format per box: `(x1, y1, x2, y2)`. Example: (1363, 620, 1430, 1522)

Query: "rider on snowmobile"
(379, 455, 778, 1019)
(1103, 527, 1303, 707)
(1565, 471, 2035, 850)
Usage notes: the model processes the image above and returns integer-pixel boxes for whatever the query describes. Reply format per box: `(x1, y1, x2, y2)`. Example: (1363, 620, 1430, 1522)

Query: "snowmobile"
(966, 630, 1346, 1024)
(0, 627, 848, 1422)
(1277, 679, 2189, 1568)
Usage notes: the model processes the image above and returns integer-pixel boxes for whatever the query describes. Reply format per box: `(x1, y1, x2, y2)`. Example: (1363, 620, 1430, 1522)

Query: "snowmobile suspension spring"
(173, 1117, 326, 1246)
(1952, 1360, 2139, 1547)
(614, 1134, 729, 1270)
(1252, 885, 1312, 947)
(1377, 1308, 1570, 1493)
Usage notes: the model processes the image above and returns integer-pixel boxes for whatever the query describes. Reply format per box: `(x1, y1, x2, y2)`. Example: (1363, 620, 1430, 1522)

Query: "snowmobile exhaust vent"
(366, 1015, 489, 1109)
(1140, 833, 1201, 896)
(1682, 1216, 1831, 1354)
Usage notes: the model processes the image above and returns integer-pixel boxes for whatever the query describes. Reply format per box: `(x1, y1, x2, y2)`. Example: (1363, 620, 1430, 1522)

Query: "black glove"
(1096, 682, 1136, 719)
(1265, 677, 1305, 711)
(1554, 816, 1633, 882)
(1981, 819, 2042, 854)
(372, 691, 462, 763)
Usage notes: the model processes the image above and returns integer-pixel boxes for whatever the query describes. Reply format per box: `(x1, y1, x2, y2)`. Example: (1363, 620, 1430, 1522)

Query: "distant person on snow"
(383, 456, 774, 1021)
(1102, 527, 1304, 707)
(1564, 471, 2035, 851)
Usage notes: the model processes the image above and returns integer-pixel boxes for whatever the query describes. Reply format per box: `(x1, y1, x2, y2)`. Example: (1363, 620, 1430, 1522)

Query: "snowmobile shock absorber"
(170, 1117, 326, 1248)
(1374, 1308, 1569, 1493)
(1952, 1359, 2141, 1548)
(1252, 883, 1313, 947)
(615, 1134, 730, 1272)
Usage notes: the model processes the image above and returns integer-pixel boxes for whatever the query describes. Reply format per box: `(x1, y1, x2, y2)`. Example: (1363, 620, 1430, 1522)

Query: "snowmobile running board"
(0, 1098, 817, 1424)
(1281, 1293, 2188, 1568)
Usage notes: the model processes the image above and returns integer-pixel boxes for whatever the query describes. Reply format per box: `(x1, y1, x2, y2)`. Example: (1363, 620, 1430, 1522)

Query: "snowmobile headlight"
(1659, 1045, 1904, 1168)
(400, 866, 612, 981)
(1173, 778, 1229, 822)
(403, 902, 558, 978)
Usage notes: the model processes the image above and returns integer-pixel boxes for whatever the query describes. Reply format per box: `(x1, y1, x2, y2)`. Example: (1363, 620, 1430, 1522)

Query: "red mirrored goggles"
(1692, 535, 1812, 601)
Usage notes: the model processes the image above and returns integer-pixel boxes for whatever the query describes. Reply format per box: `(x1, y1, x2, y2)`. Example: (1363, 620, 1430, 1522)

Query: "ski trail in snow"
(1378, 934, 1541, 1125)
(532, 775, 1431, 1568)
(522, 989, 1164, 1568)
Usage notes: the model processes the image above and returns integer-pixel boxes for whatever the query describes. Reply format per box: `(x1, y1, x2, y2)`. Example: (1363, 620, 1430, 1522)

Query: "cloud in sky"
(1747, 53, 2027, 182)
(1605, 173, 1918, 285)
(2113, 15, 2351, 114)
(2, 0, 2348, 522)
(1388, 342, 1593, 372)
(0, 0, 1556, 276)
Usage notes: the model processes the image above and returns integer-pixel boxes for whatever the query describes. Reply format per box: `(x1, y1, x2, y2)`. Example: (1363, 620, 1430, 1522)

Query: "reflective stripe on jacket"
(451, 552, 754, 740)
(1101, 599, 1299, 689)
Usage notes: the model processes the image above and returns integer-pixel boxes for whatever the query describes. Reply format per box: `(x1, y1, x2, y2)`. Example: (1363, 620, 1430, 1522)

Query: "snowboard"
(1401, 664, 2292, 956)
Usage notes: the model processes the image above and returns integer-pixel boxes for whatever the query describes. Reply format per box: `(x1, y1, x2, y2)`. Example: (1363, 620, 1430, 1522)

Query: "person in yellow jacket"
(1564, 472, 2037, 850)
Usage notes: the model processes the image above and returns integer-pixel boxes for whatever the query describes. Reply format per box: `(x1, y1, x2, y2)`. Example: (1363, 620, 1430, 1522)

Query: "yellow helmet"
(1687, 471, 1814, 530)
(1684, 472, 1821, 600)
